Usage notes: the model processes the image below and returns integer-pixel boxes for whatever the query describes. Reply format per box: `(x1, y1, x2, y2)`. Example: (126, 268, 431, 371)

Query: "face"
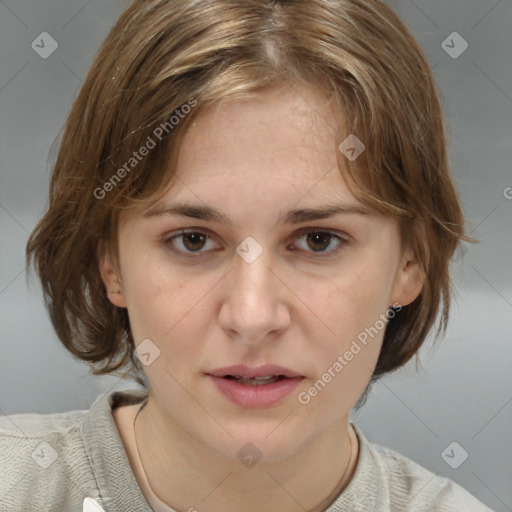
(100, 83, 424, 463)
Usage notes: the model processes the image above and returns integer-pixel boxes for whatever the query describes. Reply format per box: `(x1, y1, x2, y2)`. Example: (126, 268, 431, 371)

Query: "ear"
(390, 246, 426, 308)
(97, 238, 127, 308)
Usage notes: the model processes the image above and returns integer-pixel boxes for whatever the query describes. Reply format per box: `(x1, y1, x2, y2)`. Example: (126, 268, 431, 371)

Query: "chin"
(206, 424, 311, 465)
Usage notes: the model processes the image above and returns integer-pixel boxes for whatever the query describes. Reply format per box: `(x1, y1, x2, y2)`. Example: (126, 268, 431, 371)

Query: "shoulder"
(351, 423, 494, 512)
(0, 405, 98, 510)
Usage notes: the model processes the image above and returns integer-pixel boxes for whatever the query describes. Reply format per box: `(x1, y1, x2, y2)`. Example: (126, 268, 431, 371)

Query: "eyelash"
(163, 227, 348, 258)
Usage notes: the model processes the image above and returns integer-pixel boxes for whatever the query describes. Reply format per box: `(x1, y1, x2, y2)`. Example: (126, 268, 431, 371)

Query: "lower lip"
(208, 375, 304, 408)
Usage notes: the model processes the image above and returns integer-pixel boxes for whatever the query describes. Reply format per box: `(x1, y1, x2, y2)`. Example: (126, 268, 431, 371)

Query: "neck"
(132, 394, 358, 512)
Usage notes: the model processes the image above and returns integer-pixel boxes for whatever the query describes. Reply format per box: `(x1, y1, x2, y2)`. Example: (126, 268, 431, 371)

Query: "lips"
(206, 369, 304, 409)
(206, 364, 303, 379)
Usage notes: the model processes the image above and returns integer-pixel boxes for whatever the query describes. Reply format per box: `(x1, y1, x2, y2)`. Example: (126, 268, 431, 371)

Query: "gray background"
(0, 0, 511, 510)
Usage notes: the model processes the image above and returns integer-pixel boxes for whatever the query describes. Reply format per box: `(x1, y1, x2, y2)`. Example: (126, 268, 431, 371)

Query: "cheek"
(304, 255, 394, 373)
(296, 266, 390, 412)
(119, 241, 183, 341)
(123, 254, 215, 373)
(327, 263, 390, 334)
(126, 272, 186, 341)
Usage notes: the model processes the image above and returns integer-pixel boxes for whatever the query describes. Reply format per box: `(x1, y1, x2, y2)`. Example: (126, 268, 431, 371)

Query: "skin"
(99, 82, 425, 512)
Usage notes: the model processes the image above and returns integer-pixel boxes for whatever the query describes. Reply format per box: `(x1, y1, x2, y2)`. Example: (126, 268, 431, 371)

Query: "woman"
(0, 0, 493, 510)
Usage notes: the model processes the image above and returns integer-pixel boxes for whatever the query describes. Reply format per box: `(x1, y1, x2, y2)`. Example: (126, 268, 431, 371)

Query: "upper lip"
(207, 364, 303, 378)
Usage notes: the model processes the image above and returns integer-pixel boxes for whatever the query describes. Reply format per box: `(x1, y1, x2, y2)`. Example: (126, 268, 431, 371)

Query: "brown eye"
(180, 232, 207, 252)
(305, 232, 331, 252)
(165, 230, 219, 255)
(164, 228, 347, 258)
(292, 229, 346, 256)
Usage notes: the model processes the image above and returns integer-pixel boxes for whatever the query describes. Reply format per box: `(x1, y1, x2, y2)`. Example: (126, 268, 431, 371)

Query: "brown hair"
(26, 0, 476, 399)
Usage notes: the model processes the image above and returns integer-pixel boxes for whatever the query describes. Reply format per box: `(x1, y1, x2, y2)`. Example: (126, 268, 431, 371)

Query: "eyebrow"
(144, 202, 375, 226)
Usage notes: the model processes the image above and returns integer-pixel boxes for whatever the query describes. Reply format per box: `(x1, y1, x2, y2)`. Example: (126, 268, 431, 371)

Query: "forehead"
(175, 83, 343, 182)
(127, 84, 382, 227)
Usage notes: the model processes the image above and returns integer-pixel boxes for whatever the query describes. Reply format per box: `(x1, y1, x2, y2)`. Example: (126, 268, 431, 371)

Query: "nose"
(218, 240, 291, 344)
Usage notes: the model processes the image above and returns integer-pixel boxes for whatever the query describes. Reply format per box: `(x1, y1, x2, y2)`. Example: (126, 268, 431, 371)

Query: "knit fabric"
(0, 390, 494, 512)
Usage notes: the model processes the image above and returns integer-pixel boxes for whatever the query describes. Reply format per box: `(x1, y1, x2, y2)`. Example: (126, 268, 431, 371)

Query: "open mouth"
(208, 372, 304, 408)
(223, 375, 287, 385)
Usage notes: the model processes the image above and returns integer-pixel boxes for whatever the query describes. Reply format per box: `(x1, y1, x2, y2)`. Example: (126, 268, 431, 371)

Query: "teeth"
(227, 375, 282, 385)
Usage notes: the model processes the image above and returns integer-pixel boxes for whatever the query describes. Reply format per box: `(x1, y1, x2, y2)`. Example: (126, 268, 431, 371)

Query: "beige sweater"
(0, 390, 494, 511)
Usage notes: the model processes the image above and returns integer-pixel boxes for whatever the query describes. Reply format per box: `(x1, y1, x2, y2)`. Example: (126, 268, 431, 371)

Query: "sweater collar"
(80, 389, 152, 511)
(80, 390, 380, 512)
